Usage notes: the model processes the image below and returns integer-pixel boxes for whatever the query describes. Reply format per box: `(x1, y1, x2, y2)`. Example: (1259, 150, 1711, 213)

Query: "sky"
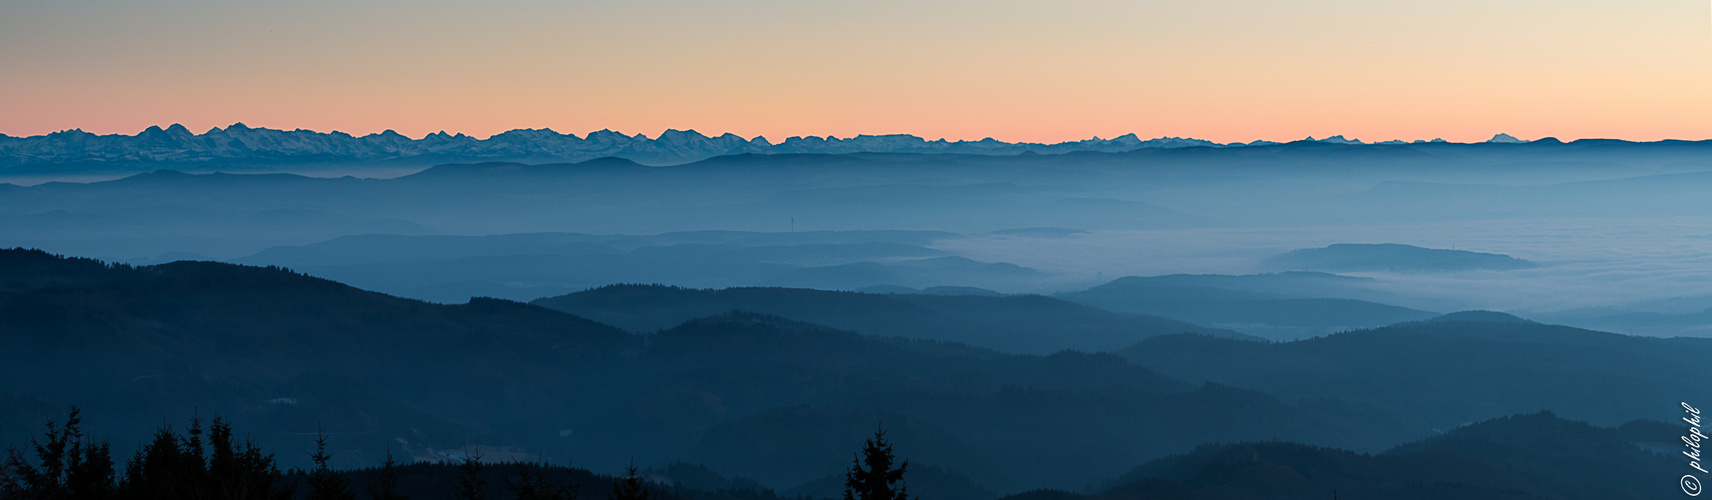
(1, 0, 1709, 143)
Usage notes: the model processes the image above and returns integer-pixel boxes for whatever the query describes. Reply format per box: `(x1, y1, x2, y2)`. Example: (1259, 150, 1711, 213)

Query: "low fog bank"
(2, 145, 1708, 338)
(943, 217, 1712, 314)
(173, 221, 1712, 340)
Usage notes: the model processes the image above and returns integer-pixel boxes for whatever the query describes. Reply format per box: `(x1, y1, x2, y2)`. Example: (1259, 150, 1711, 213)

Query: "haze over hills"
(1076, 412, 1681, 500)
(1117, 311, 1712, 429)
(229, 231, 1052, 303)
(0, 248, 1413, 494)
(11, 0, 1712, 496)
(6, 144, 1711, 336)
(1264, 243, 1537, 273)
(6, 127, 1712, 499)
(531, 284, 1254, 354)
(5, 247, 1698, 497)
(1057, 273, 1440, 340)
(7, 144, 1712, 253)
(1545, 307, 1712, 338)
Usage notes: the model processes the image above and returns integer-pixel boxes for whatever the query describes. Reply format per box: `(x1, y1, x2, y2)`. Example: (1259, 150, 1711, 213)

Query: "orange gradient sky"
(1, 0, 1709, 143)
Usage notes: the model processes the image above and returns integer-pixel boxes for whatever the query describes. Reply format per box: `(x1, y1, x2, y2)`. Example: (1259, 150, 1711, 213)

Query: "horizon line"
(2, 122, 1678, 146)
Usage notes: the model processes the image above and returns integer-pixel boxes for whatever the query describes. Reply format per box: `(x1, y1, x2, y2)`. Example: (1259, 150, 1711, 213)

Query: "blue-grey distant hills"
(1266, 243, 1537, 272)
(1073, 412, 1681, 500)
(531, 283, 1254, 354)
(0, 247, 1407, 491)
(231, 231, 1055, 303)
(0, 123, 1227, 173)
(1117, 313, 1712, 429)
(1058, 272, 1439, 340)
(0, 123, 1630, 176)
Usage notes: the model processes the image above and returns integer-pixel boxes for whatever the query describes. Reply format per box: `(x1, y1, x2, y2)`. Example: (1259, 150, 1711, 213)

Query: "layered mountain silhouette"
(0, 248, 1402, 493)
(1118, 311, 1712, 430)
(10, 141, 1712, 268)
(532, 284, 1254, 354)
(1055, 411, 1679, 500)
(1265, 243, 1537, 273)
(233, 231, 1046, 303)
(1058, 273, 1438, 340)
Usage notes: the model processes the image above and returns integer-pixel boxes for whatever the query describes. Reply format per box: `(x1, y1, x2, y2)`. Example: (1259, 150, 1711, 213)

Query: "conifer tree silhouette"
(843, 424, 909, 500)
(4, 409, 290, 500)
(367, 445, 408, 500)
(307, 426, 356, 500)
(454, 448, 486, 500)
(609, 460, 649, 500)
(208, 418, 241, 498)
(0, 406, 116, 499)
(122, 425, 177, 500)
(206, 416, 290, 500)
(505, 460, 578, 500)
(116, 413, 291, 500)
(182, 414, 208, 497)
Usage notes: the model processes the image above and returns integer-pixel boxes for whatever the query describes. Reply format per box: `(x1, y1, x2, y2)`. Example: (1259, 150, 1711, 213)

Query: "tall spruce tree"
(120, 425, 188, 499)
(454, 449, 486, 500)
(367, 445, 408, 500)
(505, 461, 578, 500)
(609, 461, 649, 500)
(181, 415, 208, 497)
(843, 425, 909, 500)
(206, 416, 291, 500)
(306, 427, 356, 500)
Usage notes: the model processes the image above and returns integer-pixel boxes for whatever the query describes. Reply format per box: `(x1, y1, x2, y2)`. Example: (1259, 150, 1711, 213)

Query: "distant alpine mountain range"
(0, 123, 1540, 173)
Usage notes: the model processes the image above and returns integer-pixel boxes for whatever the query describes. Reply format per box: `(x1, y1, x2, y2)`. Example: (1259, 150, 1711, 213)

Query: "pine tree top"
(844, 425, 909, 500)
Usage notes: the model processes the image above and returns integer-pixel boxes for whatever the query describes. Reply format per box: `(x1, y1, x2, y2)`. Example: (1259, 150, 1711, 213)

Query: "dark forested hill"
(516, 312, 1392, 492)
(1059, 273, 1438, 340)
(1054, 412, 1681, 500)
(0, 249, 1397, 494)
(1118, 313, 1712, 430)
(0, 247, 637, 469)
(531, 284, 1251, 354)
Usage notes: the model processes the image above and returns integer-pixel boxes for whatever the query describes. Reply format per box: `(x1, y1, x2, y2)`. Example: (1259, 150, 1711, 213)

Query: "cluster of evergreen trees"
(0, 407, 288, 500)
(2, 409, 911, 500)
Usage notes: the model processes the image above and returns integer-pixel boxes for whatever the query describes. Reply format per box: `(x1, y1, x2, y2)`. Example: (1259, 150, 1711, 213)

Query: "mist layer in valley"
(2, 248, 1705, 499)
(4, 139, 1709, 339)
(5, 138, 1711, 498)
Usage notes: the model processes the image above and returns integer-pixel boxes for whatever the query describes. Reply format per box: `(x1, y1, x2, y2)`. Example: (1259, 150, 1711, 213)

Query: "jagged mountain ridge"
(0, 124, 1563, 173)
(0, 123, 1227, 171)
